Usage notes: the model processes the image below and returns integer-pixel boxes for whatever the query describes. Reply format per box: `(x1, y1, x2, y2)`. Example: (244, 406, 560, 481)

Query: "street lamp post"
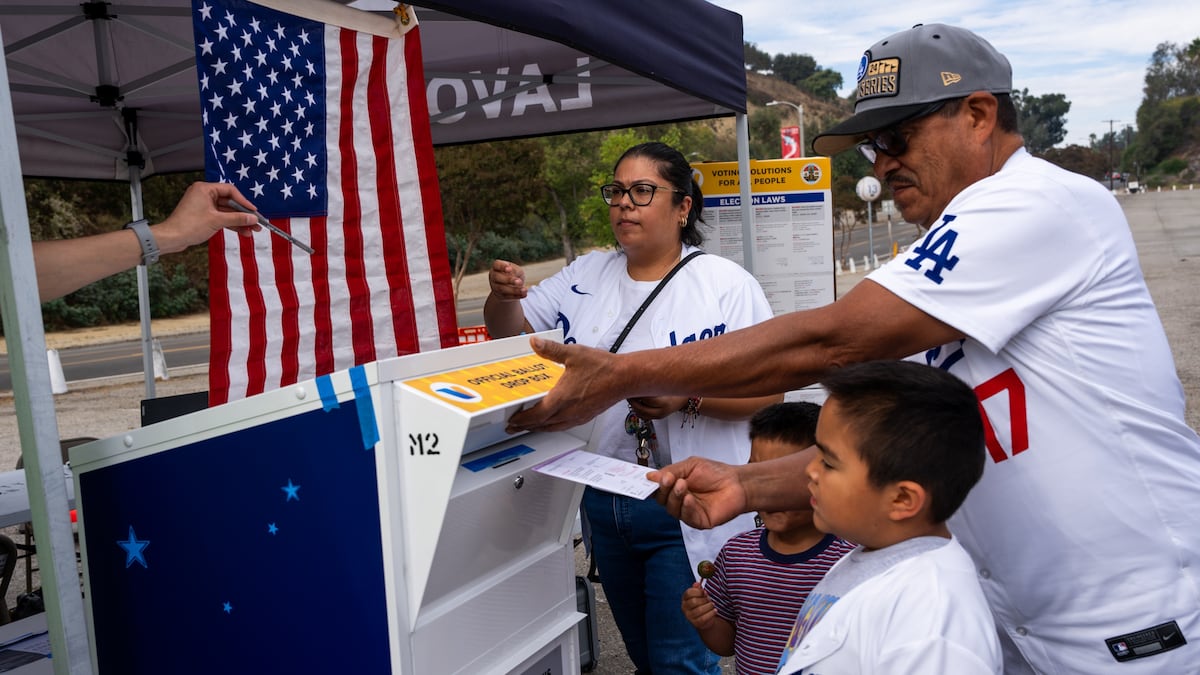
(1102, 118, 1119, 191)
(766, 100, 804, 157)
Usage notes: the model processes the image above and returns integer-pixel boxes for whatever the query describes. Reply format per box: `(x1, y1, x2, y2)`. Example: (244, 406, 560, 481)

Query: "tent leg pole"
(128, 166, 156, 400)
(736, 113, 755, 273)
(137, 264, 156, 398)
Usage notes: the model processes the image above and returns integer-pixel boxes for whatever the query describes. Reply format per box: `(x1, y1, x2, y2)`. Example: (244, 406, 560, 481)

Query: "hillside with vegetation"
(12, 36, 1199, 331)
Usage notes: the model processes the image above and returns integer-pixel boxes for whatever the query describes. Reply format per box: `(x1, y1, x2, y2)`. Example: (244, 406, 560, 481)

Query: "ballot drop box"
(70, 332, 588, 674)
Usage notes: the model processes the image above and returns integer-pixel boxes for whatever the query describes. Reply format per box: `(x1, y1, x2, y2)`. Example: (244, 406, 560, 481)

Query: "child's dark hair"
(613, 142, 705, 246)
(820, 361, 985, 523)
(749, 401, 822, 449)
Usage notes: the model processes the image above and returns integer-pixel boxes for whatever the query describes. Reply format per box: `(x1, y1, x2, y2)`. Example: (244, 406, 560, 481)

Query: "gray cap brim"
(811, 101, 945, 156)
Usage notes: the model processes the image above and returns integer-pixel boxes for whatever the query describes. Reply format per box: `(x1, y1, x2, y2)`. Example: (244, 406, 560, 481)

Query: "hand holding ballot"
(533, 450, 658, 500)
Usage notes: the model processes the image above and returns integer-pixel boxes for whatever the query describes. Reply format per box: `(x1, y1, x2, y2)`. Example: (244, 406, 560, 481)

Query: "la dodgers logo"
(904, 214, 961, 284)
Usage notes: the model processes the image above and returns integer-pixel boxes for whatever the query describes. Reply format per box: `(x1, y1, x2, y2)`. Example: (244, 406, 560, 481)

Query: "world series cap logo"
(857, 57, 900, 101)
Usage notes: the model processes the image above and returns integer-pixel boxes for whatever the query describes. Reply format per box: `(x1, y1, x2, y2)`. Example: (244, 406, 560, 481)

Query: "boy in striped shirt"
(681, 402, 854, 675)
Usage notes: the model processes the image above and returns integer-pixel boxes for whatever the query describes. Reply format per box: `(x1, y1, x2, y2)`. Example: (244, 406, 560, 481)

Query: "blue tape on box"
(349, 365, 379, 450)
(316, 374, 338, 411)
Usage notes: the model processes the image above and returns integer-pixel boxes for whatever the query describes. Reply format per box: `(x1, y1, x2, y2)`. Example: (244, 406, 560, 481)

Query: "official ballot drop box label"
(402, 353, 564, 412)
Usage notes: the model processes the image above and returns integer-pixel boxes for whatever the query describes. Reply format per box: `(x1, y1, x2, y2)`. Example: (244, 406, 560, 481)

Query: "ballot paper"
(533, 450, 659, 499)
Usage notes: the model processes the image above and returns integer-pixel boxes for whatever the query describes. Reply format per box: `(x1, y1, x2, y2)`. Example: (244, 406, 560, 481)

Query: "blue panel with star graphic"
(77, 402, 389, 673)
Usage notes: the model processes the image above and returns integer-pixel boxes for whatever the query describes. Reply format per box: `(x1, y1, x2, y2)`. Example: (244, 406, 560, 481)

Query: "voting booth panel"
(69, 332, 586, 674)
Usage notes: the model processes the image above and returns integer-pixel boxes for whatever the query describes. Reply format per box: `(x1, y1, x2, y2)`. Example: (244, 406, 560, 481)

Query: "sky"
(708, 0, 1200, 148)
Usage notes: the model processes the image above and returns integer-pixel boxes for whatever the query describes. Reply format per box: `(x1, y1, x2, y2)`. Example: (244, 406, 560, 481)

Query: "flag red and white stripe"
(196, 1, 456, 404)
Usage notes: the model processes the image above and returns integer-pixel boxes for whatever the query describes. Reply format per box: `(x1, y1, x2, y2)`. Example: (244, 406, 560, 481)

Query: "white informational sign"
(693, 158, 835, 314)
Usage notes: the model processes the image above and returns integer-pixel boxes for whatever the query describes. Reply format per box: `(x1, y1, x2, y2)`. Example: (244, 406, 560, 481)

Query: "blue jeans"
(582, 487, 721, 675)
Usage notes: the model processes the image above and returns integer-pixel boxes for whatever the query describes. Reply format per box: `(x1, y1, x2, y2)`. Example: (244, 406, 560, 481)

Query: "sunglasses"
(856, 101, 951, 163)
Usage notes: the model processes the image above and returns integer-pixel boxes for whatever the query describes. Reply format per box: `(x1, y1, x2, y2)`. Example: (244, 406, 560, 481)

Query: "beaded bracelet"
(680, 396, 703, 428)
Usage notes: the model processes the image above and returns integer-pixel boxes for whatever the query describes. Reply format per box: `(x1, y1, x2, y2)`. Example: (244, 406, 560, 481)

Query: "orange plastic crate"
(457, 325, 491, 344)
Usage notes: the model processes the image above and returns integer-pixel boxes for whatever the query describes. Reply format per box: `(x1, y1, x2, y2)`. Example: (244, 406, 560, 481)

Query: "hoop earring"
(679, 217, 687, 228)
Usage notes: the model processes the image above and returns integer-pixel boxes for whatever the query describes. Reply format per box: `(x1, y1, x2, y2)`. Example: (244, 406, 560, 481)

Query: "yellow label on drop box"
(402, 353, 564, 412)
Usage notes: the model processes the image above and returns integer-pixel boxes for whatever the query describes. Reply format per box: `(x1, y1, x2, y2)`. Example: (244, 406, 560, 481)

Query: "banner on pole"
(780, 126, 800, 159)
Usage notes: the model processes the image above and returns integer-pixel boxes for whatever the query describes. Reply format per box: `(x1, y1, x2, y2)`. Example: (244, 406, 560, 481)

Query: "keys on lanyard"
(625, 408, 658, 467)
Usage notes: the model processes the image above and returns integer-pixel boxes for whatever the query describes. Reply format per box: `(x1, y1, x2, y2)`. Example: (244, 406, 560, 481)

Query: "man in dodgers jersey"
(508, 24, 1200, 673)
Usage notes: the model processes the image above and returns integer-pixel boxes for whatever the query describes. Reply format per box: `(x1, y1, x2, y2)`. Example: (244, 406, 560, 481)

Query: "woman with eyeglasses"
(485, 141, 779, 674)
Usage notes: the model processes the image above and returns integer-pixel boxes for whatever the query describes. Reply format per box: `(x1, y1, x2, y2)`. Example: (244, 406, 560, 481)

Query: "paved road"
(0, 333, 210, 390)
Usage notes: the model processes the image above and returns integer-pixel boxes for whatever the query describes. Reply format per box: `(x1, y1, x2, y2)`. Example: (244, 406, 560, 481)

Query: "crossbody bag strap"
(608, 250, 704, 354)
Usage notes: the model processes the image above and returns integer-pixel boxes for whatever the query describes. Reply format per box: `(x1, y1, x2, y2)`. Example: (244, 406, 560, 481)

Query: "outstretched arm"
(508, 280, 963, 432)
(33, 182, 258, 302)
(648, 449, 817, 529)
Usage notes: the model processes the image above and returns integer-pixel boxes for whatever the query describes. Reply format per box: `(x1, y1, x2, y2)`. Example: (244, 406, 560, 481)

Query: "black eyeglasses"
(856, 101, 950, 163)
(600, 183, 685, 207)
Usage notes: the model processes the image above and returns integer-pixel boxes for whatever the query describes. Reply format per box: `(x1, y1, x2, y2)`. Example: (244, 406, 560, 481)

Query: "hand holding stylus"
(223, 199, 316, 255)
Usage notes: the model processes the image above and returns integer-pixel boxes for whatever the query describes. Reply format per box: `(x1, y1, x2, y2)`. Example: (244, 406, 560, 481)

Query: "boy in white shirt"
(777, 360, 1001, 675)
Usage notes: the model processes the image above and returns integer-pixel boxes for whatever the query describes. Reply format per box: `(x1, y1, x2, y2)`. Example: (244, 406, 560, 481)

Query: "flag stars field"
(118, 526, 150, 569)
(281, 479, 301, 501)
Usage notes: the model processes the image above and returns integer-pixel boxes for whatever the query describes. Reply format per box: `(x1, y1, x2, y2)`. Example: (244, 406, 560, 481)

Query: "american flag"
(192, 0, 457, 404)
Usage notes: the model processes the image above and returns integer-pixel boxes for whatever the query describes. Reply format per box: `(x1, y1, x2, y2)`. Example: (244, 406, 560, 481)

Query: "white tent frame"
(0, 40, 92, 674)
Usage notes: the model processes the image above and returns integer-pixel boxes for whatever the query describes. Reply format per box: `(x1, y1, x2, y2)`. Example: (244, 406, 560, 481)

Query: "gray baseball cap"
(811, 24, 1012, 157)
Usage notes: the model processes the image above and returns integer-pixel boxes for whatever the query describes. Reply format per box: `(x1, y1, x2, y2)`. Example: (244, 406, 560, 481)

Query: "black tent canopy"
(4, 0, 747, 176)
(413, 0, 746, 144)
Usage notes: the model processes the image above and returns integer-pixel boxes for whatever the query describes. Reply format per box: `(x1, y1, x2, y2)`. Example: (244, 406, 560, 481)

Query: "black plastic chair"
(0, 533, 19, 624)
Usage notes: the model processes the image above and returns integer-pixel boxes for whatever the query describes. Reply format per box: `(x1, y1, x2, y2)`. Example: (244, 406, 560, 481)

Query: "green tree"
(1132, 39, 1200, 170)
(1143, 39, 1200, 104)
(802, 69, 844, 101)
(436, 138, 547, 299)
(541, 132, 603, 264)
(1011, 88, 1070, 156)
(1041, 144, 1107, 179)
(771, 53, 818, 88)
(743, 42, 772, 72)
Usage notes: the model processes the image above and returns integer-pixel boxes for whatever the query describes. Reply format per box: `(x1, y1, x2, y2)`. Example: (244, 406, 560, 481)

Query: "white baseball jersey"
(869, 148, 1200, 672)
(522, 245, 774, 569)
(778, 537, 1001, 675)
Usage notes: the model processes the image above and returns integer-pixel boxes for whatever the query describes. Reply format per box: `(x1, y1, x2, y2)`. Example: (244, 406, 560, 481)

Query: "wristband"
(123, 218, 159, 266)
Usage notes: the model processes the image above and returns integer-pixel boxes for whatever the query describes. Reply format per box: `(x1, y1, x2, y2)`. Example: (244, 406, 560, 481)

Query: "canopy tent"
(4, 0, 746, 176)
(0, 1, 752, 671)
